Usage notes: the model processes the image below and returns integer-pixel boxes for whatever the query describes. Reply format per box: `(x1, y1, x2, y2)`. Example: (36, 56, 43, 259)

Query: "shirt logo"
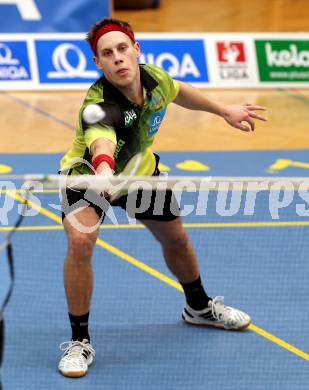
(148, 108, 166, 136)
(114, 139, 125, 159)
(148, 93, 164, 110)
(124, 109, 137, 128)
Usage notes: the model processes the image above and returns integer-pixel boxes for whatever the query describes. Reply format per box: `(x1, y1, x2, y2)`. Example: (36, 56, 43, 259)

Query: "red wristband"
(92, 154, 115, 171)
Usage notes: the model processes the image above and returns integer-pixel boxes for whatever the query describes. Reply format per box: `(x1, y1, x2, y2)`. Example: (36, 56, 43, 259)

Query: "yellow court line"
(2, 220, 309, 232)
(0, 189, 60, 194)
(0, 225, 63, 231)
(0, 224, 145, 231)
(184, 221, 309, 228)
(249, 324, 309, 361)
(95, 238, 182, 291)
(100, 221, 309, 228)
(6, 191, 309, 362)
(11, 191, 62, 224)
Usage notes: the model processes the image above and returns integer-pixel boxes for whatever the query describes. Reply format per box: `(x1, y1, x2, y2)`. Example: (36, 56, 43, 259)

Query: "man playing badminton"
(58, 17, 267, 377)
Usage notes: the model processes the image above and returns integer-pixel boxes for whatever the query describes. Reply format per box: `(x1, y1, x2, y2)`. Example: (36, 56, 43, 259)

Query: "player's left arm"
(173, 81, 267, 132)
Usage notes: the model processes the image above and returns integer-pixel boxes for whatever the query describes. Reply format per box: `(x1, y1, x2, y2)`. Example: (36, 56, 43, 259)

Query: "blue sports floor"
(1, 151, 309, 389)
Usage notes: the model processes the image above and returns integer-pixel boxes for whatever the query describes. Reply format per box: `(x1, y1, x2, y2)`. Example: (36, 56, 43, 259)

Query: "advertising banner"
(0, 0, 110, 33)
(0, 41, 32, 81)
(35, 39, 100, 84)
(1, 33, 309, 90)
(138, 38, 209, 83)
(255, 40, 309, 82)
(206, 37, 258, 87)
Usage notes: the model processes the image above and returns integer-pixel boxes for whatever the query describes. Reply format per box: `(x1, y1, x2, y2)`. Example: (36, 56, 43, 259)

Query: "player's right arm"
(82, 103, 119, 175)
(90, 137, 116, 175)
(84, 109, 118, 195)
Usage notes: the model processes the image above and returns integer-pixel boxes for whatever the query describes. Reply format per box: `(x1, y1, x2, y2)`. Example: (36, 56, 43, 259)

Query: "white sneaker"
(182, 296, 251, 330)
(58, 339, 95, 378)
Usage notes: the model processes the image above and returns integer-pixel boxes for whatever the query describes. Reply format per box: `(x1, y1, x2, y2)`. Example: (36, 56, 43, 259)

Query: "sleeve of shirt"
(152, 65, 180, 103)
(84, 124, 117, 148)
(171, 79, 180, 101)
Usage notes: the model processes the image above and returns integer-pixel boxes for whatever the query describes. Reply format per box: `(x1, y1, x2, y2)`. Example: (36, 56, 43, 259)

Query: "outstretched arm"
(173, 81, 267, 132)
(90, 137, 116, 174)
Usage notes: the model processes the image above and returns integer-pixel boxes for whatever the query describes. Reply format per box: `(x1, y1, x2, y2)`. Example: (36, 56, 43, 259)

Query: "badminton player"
(58, 17, 267, 377)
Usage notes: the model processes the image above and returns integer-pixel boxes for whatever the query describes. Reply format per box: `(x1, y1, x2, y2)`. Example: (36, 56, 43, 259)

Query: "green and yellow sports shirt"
(60, 64, 180, 176)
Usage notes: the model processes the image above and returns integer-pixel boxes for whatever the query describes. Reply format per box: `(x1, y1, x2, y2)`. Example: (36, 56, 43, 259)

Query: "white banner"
(0, 32, 309, 90)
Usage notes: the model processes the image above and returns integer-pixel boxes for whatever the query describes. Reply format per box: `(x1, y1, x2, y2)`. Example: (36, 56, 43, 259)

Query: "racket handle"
(0, 315, 3, 370)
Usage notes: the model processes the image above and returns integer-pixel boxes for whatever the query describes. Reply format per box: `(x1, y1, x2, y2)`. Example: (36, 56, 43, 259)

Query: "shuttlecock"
(83, 104, 106, 124)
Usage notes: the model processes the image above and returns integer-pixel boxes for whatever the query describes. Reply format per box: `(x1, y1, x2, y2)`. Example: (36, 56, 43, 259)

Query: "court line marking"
(0, 92, 75, 130)
(278, 88, 309, 106)
(2, 186, 309, 194)
(7, 191, 309, 362)
(0, 226, 64, 231)
(0, 189, 61, 194)
(2, 220, 309, 231)
(249, 324, 309, 361)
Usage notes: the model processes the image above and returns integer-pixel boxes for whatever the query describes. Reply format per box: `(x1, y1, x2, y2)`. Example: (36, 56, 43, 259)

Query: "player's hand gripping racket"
(108, 152, 143, 202)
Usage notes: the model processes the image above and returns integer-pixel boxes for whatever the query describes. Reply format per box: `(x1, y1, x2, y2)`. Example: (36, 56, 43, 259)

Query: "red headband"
(91, 24, 136, 54)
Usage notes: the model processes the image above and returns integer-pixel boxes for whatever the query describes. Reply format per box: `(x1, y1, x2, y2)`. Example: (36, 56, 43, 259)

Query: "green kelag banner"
(255, 40, 309, 82)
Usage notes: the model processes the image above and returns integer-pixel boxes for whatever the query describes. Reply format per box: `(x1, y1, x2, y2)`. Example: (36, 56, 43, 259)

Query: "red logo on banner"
(216, 42, 246, 64)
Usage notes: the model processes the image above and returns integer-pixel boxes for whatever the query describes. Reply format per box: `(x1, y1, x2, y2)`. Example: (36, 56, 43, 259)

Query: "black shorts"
(61, 154, 180, 223)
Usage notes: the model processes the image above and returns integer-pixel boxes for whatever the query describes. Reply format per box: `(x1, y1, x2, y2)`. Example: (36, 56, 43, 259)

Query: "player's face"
(94, 31, 141, 88)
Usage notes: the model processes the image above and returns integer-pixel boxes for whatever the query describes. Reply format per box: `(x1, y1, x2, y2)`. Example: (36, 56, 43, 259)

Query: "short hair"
(86, 18, 134, 52)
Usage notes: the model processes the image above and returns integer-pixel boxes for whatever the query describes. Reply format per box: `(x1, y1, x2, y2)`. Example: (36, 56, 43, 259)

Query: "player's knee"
(68, 231, 97, 260)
